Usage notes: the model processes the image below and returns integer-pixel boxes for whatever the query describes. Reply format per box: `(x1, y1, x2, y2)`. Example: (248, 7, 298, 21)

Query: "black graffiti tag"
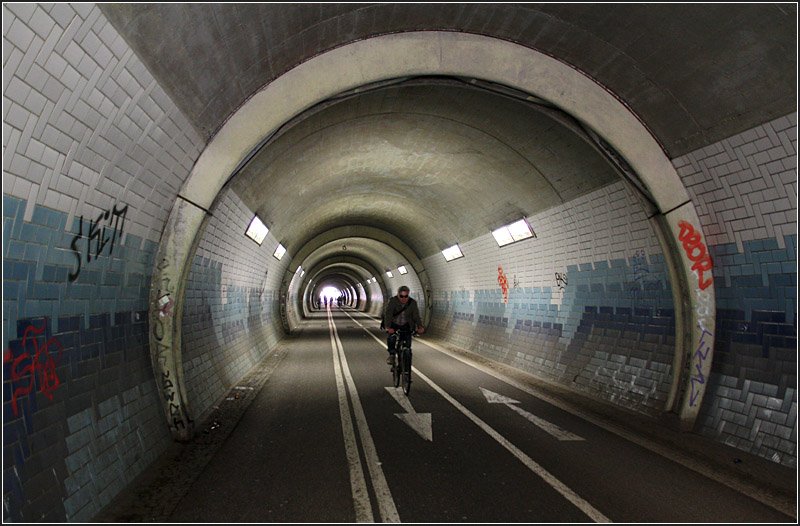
(555, 272, 568, 292)
(69, 203, 128, 281)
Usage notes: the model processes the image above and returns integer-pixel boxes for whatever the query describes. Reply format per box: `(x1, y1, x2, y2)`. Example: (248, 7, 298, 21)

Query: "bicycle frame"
(390, 328, 414, 395)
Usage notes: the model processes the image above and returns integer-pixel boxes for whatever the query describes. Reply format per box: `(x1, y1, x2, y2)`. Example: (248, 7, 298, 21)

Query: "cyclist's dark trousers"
(387, 324, 412, 355)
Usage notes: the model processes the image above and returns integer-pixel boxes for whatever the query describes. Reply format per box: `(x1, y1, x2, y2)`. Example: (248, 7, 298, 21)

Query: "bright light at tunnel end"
(320, 286, 341, 299)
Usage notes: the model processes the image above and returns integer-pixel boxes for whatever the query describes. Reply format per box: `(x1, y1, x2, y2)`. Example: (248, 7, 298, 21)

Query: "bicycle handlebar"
(387, 326, 419, 336)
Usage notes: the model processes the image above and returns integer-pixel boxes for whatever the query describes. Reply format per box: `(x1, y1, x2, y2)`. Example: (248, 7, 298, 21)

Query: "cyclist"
(383, 285, 425, 364)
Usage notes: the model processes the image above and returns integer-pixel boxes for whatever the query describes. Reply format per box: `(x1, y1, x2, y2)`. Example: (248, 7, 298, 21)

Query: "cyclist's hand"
(416, 326, 425, 334)
(387, 328, 396, 335)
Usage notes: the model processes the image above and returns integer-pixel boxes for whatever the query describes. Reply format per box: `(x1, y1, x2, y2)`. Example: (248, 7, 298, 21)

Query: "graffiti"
(555, 272, 568, 292)
(628, 250, 650, 300)
(694, 287, 714, 335)
(154, 258, 176, 319)
(69, 203, 128, 281)
(631, 250, 649, 283)
(677, 220, 713, 291)
(689, 324, 713, 406)
(150, 257, 193, 433)
(3, 323, 64, 417)
(497, 265, 509, 304)
(513, 275, 520, 289)
(259, 269, 269, 299)
(157, 294, 175, 318)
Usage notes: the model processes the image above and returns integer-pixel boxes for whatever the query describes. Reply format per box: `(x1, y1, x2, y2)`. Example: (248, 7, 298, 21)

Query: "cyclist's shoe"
(386, 355, 394, 365)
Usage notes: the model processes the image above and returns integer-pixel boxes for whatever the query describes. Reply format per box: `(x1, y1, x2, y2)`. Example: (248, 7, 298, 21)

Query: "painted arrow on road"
(385, 387, 432, 441)
(481, 387, 584, 441)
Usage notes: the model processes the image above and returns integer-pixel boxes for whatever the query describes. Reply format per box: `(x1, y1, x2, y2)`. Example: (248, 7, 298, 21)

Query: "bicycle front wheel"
(401, 351, 412, 395)
(393, 356, 401, 388)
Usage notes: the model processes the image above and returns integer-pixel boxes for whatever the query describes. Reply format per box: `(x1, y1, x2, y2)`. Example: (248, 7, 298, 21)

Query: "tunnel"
(2, 4, 797, 522)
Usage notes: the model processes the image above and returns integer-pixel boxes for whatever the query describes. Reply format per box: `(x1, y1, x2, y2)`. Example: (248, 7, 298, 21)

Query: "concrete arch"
(305, 266, 369, 314)
(150, 31, 714, 440)
(289, 225, 428, 274)
(285, 230, 432, 329)
(306, 274, 357, 309)
(301, 256, 389, 318)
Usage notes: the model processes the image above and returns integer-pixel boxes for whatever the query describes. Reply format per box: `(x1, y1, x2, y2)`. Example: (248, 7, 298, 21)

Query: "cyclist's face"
(398, 292, 409, 303)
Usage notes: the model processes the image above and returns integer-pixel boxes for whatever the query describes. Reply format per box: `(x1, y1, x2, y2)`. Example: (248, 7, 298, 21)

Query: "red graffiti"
(4, 323, 64, 417)
(678, 221, 713, 290)
(497, 265, 509, 304)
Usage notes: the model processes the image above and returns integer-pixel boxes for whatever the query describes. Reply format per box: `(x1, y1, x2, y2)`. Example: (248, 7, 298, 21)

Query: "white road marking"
(385, 387, 433, 441)
(329, 310, 400, 523)
(327, 309, 373, 522)
(480, 387, 584, 441)
(349, 311, 798, 519)
(345, 311, 609, 523)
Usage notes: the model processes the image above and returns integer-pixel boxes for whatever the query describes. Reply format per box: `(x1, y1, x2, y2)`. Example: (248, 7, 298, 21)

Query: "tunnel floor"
(92, 308, 796, 522)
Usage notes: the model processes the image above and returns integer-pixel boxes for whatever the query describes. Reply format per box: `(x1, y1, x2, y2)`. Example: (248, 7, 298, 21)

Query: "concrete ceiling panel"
(230, 82, 618, 258)
(101, 3, 796, 157)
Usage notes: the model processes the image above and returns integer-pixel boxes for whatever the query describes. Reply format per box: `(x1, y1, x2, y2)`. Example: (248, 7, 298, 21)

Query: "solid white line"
(481, 387, 584, 441)
(408, 336, 797, 519)
(330, 312, 401, 523)
(327, 309, 373, 522)
(414, 369, 610, 523)
(351, 311, 798, 519)
(506, 402, 585, 441)
(345, 311, 609, 523)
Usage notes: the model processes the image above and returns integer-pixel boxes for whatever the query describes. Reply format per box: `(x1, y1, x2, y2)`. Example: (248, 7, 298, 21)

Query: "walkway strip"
(345, 311, 610, 523)
(329, 309, 400, 523)
(327, 309, 373, 522)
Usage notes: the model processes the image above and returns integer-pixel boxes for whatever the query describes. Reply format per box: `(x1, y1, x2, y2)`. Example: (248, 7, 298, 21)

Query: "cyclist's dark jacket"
(383, 295, 422, 330)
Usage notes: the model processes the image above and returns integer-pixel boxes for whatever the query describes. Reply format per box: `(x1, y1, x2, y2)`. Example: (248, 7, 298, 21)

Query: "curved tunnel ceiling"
(301, 237, 409, 278)
(100, 3, 797, 157)
(100, 3, 796, 302)
(230, 81, 619, 259)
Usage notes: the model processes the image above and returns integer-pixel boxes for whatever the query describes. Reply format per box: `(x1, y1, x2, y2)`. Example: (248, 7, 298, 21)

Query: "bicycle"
(390, 327, 414, 395)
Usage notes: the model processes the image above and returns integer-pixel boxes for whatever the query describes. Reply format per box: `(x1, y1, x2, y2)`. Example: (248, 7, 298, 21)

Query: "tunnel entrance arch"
(150, 31, 714, 440)
(298, 255, 390, 322)
(282, 227, 432, 332)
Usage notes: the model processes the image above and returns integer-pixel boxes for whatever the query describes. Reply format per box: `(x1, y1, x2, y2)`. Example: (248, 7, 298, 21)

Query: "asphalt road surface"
(158, 308, 795, 523)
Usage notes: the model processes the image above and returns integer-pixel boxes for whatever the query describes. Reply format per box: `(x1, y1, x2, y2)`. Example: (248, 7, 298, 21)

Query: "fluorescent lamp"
(398, 265, 408, 275)
(491, 226, 514, 247)
(493, 218, 534, 246)
(508, 218, 533, 241)
(442, 244, 464, 261)
(245, 215, 269, 245)
(273, 243, 286, 260)
(386, 271, 394, 278)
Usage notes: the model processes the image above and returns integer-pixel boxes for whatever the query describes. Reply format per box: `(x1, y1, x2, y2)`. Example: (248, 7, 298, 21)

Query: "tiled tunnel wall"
(673, 114, 797, 466)
(181, 187, 287, 423)
(1, 2, 797, 523)
(425, 180, 675, 414)
(425, 114, 797, 468)
(2, 4, 205, 521)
